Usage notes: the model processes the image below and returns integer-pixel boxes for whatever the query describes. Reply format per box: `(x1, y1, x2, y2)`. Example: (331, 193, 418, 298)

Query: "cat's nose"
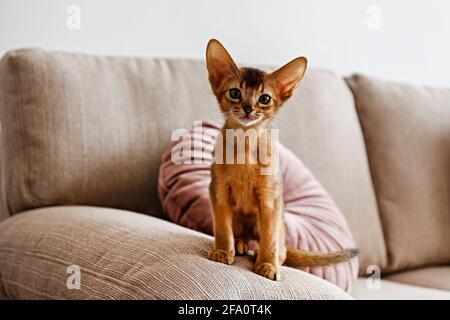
(243, 104, 254, 115)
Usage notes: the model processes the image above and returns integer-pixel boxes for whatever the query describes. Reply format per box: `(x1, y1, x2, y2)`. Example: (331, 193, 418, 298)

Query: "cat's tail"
(285, 247, 359, 267)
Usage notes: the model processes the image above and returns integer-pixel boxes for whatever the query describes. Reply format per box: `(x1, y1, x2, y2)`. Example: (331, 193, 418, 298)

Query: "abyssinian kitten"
(206, 39, 358, 281)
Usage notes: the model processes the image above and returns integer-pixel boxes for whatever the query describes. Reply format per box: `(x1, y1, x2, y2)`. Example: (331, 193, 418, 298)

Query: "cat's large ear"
(271, 57, 307, 101)
(206, 39, 239, 92)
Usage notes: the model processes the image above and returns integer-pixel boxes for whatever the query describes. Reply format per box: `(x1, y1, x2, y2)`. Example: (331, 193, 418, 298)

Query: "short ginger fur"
(206, 39, 358, 281)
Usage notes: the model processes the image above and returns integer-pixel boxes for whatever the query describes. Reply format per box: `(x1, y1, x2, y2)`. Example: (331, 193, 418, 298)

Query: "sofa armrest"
(0, 206, 351, 300)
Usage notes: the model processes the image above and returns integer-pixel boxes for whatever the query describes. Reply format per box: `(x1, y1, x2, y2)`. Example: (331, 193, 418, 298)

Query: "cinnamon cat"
(206, 39, 358, 281)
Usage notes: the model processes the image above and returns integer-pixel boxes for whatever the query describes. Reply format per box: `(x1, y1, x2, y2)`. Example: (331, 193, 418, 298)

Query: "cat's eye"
(229, 88, 241, 100)
(259, 94, 271, 105)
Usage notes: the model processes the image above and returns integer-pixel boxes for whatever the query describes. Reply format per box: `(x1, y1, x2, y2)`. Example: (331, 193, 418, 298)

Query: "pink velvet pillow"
(158, 121, 358, 292)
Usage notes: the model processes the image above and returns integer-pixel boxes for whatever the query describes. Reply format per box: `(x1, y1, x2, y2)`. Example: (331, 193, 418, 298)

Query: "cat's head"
(206, 39, 307, 127)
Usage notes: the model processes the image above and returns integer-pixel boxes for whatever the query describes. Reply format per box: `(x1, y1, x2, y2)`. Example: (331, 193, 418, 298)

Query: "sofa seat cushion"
(351, 278, 450, 300)
(0, 206, 351, 300)
(159, 121, 358, 292)
(384, 266, 450, 291)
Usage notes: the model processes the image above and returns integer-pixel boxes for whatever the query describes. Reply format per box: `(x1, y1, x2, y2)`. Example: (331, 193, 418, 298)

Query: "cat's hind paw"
(235, 239, 249, 256)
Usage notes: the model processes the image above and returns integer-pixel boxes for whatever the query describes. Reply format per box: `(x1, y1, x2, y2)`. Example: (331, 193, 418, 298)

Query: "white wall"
(1, 0, 449, 86)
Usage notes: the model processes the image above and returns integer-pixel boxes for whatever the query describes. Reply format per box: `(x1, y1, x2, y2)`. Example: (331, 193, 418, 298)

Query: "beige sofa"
(0, 49, 449, 300)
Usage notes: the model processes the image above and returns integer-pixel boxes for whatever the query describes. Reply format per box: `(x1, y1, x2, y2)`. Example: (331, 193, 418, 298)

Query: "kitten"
(206, 39, 358, 281)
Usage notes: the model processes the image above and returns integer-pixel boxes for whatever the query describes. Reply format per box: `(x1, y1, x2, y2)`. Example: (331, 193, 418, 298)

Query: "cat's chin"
(235, 116, 262, 127)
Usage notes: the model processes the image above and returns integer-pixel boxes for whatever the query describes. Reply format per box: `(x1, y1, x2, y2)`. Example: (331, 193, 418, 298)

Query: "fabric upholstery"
(0, 49, 221, 218)
(351, 278, 450, 300)
(0, 49, 384, 275)
(273, 69, 386, 273)
(0, 131, 6, 223)
(0, 206, 351, 300)
(385, 267, 450, 291)
(158, 121, 358, 292)
(347, 74, 450, 272)
(0, 66, 8, 223)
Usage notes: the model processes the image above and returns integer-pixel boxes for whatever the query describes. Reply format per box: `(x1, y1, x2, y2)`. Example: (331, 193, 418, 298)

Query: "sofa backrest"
(0, 124, 6, 222)
(347, 74, 450, 272)
(0, 49, 385, 273)
(273, 69, 387, 273)
(0, 49, 222, 219)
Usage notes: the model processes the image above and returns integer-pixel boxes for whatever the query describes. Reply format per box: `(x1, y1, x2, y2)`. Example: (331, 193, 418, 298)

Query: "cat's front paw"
(208, 249, 234, 265)
(254, 262, 280, 281)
